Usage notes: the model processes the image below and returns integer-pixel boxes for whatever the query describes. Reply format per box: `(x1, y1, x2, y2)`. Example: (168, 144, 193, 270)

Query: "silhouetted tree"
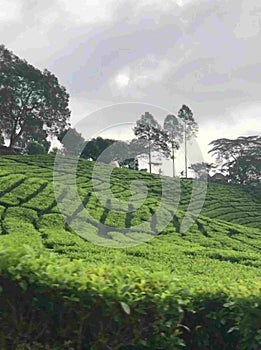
(0, 45, 70, 149)
(81, 137, 114, 161)
(58, 128, 85, 156)
(209, 135, 261, 185)
(27, 142, 47, 155)
(14, 118, 51, 153)
(133, 112, 170, 173)
(178, 105, 198, 178)
(81, 137, 131, 164)
(189, 162, 213, 180)
(163, 114, 183, 177)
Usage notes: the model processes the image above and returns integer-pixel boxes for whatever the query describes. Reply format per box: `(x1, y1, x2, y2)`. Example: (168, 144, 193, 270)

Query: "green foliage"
(177, 105, 198, 140)
(0, 246, 185, 350)
(189, 162, 213, 180)
(0, 245, 260, 350)
(133, 112, 170, 173)
(177, 105, 198, 178)
(27, 141, 48, 155)
(164, 114, 183, 146)
(15, 118, 51, 154)
(119, 157, 139, 170)
(208, 135, 261, 185)
(0, 45, 70, 149)
(0, 155, 260, 349)
(164, 114, 184, 177)
(58, 127, 86, 156)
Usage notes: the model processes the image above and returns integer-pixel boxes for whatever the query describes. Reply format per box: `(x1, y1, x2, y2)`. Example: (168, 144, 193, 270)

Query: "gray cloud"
(0, 0, 260, 166)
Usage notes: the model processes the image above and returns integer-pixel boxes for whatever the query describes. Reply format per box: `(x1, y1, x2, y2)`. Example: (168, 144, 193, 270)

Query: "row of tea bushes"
(0, 245, 260, 350)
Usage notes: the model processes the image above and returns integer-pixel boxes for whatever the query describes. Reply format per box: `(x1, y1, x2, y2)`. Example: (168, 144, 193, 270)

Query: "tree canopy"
(0, 45, 71, 149)
(163, 114, 183, 177)
(81, 137, 116, 162)
(15, 118, 51, 153)
(133, 112, 170, 173)
(58, 128, 86, 156)
(81, 137, 131, 164)
(209, 135, 261, 185)
(27, 141, 48, 155)
(189, 162, 213, 180)
(178, 105, 198, 177)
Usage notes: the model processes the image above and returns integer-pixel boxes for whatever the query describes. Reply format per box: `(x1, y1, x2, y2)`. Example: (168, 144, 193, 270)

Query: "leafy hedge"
(0, 245, 260, 350)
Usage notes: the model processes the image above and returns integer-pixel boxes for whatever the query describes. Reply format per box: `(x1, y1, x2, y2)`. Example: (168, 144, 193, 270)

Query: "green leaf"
(19, 280, 28, 291)
(120, 301, 131, 315)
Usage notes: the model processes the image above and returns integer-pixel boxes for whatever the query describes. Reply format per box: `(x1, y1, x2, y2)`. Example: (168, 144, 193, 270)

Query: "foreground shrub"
(0, 245, 185, 350)
(181, 291, 261, 350)
(0, 245, 260, 350)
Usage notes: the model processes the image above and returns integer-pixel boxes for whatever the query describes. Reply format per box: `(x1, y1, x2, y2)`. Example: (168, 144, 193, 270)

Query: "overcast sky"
(1, 0, 260, 175)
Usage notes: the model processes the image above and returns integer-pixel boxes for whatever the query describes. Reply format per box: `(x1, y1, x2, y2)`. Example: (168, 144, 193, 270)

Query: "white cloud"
(135, 0, 195, 11)
(115, 73, 130, 88)
(175, 0, 185, 7)
(129, 59, 172, 91)
(58, 0, 114, 24)
(110, 56, 174, 97)
(174, 0, 198, 8)
(0, 0, 22, 22)
(1, 0, 260, 158)
(234, 0, 261, 39)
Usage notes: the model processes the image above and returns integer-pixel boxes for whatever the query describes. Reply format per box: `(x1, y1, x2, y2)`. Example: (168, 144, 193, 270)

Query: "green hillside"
(0, 155, 260, 350)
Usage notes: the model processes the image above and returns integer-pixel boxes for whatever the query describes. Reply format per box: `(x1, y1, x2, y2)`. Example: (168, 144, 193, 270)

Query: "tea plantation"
(0, 155, 260, 350)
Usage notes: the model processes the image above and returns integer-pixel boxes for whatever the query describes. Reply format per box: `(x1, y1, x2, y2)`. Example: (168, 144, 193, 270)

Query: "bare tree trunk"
(172, 142, 175, 178)
(9, 132, 16, 148)
(148, 140, 152, 173)
(8, 124, 24, 149)
(9, 137, 14, 148)
(9, 119, 18, 148)
(184, 121, 188, 178)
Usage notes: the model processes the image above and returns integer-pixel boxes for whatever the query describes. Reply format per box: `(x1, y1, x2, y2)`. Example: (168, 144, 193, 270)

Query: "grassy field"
(0, 155, 260, 349)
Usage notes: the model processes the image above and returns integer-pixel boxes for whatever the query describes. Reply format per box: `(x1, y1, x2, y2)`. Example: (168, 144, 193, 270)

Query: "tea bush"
(0, 155, 260, 349)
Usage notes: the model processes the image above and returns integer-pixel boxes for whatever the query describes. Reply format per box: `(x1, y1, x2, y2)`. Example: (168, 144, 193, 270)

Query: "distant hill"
(0, 154, 260, 254)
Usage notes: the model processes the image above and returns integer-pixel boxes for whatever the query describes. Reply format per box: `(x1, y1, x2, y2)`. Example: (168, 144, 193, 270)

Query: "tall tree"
(107, 140, 132, 164)
(81, 137, 116, 162)
(163, 114, 183, 177)
(27, 142, 48, 155)
(0, 45, 70, 149)
(58, 128, 86, 156)
(15, 118, 51, 153)
(209, 135, 261, 185)
(189, 162, 213, 180)
(178, 105, 198, 178)
(81, 137, 130, 164)
(133, 112, 170, 173)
